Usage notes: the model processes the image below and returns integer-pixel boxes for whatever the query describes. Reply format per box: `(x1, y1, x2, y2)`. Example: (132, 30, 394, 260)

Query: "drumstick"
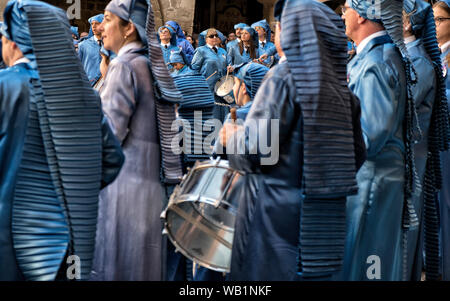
(230, 107, 237, 122)
(205, 71, 218, 81)
(225, 66, 230, 83)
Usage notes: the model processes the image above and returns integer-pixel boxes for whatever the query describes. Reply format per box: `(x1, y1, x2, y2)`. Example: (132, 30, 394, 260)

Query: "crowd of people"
(0, 0, 450, 282)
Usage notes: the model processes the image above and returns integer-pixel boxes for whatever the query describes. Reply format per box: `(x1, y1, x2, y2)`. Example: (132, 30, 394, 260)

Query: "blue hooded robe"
(228, 0, 363, 281)
(226, 27, 259, 69)
(252, 19, 276, 67)
(158, 25, 180, 69)
(0, 0, 123, 281)
(341, 0, 413, 281)
(437, 0, 450, 282)
(165, 20, 195, 64)
(78, 14, 104, 86)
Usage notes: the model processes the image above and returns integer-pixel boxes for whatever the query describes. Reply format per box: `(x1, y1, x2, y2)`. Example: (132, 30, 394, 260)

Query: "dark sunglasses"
(208, 34, 219, 39)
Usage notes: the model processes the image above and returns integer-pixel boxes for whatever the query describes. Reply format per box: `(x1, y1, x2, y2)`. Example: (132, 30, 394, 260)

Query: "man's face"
(228, 33, 236, 41)
(91, 21, 102, 36)
(341, 3, 359, 41)
(172, 62, 185, 71)
(235, 28, 243, 38)
(159, 27, 172, 42)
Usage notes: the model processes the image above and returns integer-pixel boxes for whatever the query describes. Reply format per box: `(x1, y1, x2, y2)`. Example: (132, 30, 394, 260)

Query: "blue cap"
(157, 25, 178, 46)
(437, 0, 450, 8)
(105, 0, 149, 45)
(165, 21, 185, 39)
(0, 0, 40, 68)
(234, 62, 269, 99)
(251, 19, 272, 42)
(234, 23, 248, 30)
(88, 14, 104, 24)
(169, 48, 187, 65)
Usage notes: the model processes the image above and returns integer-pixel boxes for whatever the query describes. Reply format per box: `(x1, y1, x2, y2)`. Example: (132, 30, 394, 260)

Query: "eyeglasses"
(341, 6, 349, 15)
(207, 34, 219, 39)
(435, 17, 450, 25)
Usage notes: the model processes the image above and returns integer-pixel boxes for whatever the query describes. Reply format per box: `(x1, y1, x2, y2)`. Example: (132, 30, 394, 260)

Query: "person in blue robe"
(78, 14, 104, 86)
(252, 19, 276, 67)
(339, 0, 426, 281)
(433, 0, 450, 281)
(169, 48, 195, 77)
(402, 0, 450, 281)
(0, 0, 124, 281)
(227, 23, 248, 52)
(91, 0, 184, 281)
(158, 25, 180, 69)
(191, 28, 229, 122)
(165, 21, 195, 64)
(220, 0, 365, 281)
(227, 26, 259, 70)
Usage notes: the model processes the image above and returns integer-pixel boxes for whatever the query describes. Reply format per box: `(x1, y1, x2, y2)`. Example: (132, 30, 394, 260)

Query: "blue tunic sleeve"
(100, 59, 137, 144)
(353, 61, 401, 157)
(191, 49, 205, 71)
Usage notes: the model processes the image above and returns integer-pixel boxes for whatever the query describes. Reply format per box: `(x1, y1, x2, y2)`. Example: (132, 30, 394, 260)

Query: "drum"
(214, 75, 235, 104)
(161, 158, 243, 273)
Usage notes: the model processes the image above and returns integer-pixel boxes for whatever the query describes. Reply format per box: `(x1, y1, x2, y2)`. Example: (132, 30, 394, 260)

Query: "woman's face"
(100, 11, 126, 54)
(206, 32, 219, 47)
(433, 5, 450, 46)
(241, 30, 251, 42)
(186, 36, 193, 45)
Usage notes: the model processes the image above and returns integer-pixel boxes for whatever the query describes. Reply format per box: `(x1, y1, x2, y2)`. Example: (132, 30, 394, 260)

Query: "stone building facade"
(0, 0, 276, 35)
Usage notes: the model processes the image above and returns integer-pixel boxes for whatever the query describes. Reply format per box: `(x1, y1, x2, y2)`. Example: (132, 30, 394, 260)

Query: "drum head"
(215, 75, 235, 97)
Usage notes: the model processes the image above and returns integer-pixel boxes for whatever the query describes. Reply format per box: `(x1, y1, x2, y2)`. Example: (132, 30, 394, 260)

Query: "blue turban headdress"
(251, 19, 272, 42)
(106, 0, 149, 45)
(157, 25, 178, 46)
(234, 23, 248, 30)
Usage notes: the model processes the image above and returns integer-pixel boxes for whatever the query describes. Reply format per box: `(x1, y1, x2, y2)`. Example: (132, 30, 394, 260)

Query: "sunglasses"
(208, 34, 219, 39)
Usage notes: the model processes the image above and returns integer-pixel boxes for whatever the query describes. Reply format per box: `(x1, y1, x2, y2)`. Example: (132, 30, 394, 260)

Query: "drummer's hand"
(227, 65, 235, 73)
(219, 123, 240, 147)
(259, 54, 268, 61)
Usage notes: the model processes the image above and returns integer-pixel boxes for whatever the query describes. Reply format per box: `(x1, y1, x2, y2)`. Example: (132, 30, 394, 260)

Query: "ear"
(126, 22, 137, 38)
(357, 15, 366, 25)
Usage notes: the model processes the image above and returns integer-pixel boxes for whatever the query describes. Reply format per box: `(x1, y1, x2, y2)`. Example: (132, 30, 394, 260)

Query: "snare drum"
(161, 158, 243, 273)
(214, 75, 235, 104)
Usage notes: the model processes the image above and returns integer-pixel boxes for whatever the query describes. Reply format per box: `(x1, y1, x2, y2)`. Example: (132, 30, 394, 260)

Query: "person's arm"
(183, 40, 195, 64)
(190, 49, 204, 71)
(354, 62, 402, 157)
(100, 115, 125, 188)
(224, 72, 295, 171)
(100, 60, 137, 144)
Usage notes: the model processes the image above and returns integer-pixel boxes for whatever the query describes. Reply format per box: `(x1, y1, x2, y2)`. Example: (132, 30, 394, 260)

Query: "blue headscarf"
(165, 21, 186, 39)
(105, 0, 149, 45)
(348, 0, 410, 61)
(234, 23, 248, 30)
(234, 62, 269, 99)
(437, 0, 450, 8)
(88, 14, 104, 25)
(251, 19, 272, 42)
(169, 48, 188, 65)
(198, 29, 226, 47)
(0, 0, 38, 68)
(157, 25, 178, 46)
(70, 26, 79, 39)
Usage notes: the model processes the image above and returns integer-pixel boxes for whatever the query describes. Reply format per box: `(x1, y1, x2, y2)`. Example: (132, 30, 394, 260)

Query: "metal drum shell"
(161, 159, 243, 273)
